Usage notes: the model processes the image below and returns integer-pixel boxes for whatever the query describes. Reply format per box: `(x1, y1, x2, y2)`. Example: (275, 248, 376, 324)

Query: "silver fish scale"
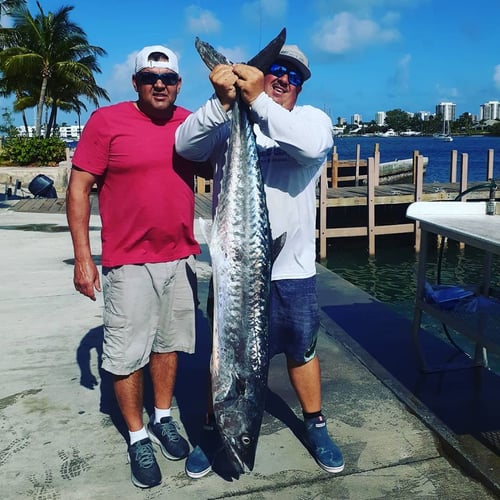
(209, 95, 272, 472)
(194, 29, 286, 473)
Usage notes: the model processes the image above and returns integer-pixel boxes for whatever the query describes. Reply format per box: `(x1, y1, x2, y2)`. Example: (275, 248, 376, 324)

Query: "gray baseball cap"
(276, 44, 311, 81)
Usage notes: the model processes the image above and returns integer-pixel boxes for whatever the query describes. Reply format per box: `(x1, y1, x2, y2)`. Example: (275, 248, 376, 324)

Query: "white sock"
(129, 427, 148, 445)
(154, 407, 171, 424)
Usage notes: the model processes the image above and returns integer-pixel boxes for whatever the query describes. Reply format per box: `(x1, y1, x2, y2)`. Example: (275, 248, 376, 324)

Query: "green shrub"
(3, 136, 66, 165)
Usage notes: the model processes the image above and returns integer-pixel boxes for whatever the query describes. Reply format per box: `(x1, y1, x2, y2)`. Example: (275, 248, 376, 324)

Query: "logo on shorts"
(304, 336, 318, 362)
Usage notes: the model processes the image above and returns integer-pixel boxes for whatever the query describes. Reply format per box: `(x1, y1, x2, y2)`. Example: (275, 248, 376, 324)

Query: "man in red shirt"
(66, 45, 202, 489)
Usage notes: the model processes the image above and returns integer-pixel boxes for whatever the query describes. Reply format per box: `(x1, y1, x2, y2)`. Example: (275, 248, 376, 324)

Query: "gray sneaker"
(148, 416, 189, 460)
(127, 438, 161, 488)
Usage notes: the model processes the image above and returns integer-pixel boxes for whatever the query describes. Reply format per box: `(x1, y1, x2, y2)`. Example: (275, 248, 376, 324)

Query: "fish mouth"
(221, 431, 258, 473)
(224, 441, 256, 473)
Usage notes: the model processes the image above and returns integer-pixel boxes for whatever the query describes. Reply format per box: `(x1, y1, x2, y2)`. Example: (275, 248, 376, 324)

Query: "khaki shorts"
(101, 256, 197, 376)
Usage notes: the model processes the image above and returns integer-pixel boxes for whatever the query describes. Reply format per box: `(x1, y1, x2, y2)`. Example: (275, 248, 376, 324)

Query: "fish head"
(215, 399, 263, 473)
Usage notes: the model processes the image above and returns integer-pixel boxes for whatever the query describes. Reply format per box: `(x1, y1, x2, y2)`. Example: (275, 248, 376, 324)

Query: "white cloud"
(382, 10, 400, 25)
(185, 6, 221, 34)
(434, 83, 460, 101)
(494, 65, 500, 89)
(313, 12, 400, 54)
(215, 46, 247, 64)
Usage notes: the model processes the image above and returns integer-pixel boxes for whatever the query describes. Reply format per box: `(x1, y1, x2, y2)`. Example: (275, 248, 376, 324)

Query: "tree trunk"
(46, 102, 57, 137)
(22, 111, 28, 134)
(36, 76, 48, 137)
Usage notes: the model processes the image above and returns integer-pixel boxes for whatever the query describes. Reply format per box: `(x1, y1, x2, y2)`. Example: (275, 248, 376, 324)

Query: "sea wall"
(0, 160, 71, 197)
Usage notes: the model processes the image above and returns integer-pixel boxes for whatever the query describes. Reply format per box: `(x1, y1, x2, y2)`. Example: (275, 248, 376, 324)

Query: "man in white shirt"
(176, 44, 344, 478)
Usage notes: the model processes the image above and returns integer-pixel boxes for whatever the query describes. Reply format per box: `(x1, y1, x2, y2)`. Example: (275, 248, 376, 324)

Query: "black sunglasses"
(136, 71, 179, 86)
(268, 63, 303, 87)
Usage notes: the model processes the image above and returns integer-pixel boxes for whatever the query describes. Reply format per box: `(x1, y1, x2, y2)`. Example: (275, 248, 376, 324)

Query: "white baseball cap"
(134, 45, 179, 74)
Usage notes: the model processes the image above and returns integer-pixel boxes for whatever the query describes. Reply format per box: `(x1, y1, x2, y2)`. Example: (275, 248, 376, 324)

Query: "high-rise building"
(351, 113, 362, 125)
(375, 112, 386, 126)
(435, 102, 456, 122)
(416, 111, 431, 121)
(480, 101, 500, 121)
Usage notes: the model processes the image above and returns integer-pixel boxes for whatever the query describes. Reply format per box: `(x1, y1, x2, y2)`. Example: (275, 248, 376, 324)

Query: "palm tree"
(0, 1, 108, 136)
(44, 52, 109, 137)
(0, 0, 26, 26)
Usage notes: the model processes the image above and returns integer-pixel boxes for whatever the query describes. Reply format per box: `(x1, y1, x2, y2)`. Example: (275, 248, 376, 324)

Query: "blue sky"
(4, 0, 500, 126)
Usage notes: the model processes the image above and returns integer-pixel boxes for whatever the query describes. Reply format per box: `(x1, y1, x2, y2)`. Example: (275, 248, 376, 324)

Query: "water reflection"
(325, 239, 500, 371)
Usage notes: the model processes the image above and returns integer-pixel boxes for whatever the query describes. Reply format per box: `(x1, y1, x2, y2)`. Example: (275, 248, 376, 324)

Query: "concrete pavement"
(0, 206, 496, 499)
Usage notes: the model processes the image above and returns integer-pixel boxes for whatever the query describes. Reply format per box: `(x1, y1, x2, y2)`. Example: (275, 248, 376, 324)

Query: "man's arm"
(66, 167, 101, 301)
(250, 94, 333, 164)
(175, 64, 236, 161)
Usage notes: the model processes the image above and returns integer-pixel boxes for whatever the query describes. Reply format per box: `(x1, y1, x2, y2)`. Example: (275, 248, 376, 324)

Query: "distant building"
(435, 102, 456, 122)
(351, 113, 362, 125)
(15, 124, 85, 139)
(375, 111, 386, 126)
(416, 111, 431, 121)
(480, 101, 500, 121)
(15, 126, 37, 137)
(58, 125, 84, 139)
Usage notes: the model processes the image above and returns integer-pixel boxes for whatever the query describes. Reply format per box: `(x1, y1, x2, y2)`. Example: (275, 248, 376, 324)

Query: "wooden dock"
(5, 145, 497, 258)
(8, 193, 213, 220)
(315, 146, 497, 257)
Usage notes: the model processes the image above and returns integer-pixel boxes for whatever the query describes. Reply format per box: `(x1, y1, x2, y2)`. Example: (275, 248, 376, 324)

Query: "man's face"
(132, 69, 181, 120)
(263, 60, 302, 111)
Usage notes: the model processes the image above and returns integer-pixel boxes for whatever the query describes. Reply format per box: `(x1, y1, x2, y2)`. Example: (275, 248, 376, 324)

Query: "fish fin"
(246, 28, 286, 71)
(271, 232, 287, 265)
(198, 217, 214, 246)
(195, 37, 232, 70)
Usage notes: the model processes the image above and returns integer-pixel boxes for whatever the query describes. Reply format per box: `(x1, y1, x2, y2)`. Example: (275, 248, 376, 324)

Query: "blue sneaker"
(185, 421, 223, 479)
(148, 416, 189, 460)
(304, 415, 344, 473)
(128, 438, 161, 488)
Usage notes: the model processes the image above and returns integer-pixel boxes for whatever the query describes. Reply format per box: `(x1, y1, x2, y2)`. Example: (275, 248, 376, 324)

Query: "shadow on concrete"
(63, 254, 102, 266)
(323, 299, 500, 454)
(175, 307, 212, 443)
(76, 325, 126, 440)
(75, 307, 214, 446)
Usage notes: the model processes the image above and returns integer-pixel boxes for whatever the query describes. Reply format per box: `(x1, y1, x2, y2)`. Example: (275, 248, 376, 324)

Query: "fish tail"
(246, 28, 286, 71)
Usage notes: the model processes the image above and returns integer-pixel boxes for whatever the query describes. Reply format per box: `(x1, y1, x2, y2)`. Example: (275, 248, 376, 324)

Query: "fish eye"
(241, 435, 251, 446)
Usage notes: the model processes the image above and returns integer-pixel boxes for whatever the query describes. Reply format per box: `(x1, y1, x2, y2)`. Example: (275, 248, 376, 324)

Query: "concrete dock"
(0, 200, 498, 499)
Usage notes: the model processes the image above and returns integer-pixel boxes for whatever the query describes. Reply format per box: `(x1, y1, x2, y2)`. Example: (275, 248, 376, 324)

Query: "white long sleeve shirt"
(175, 91, 333, 280)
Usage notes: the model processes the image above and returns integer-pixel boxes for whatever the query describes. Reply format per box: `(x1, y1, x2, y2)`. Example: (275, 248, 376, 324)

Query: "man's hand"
(210, 64, 238, 111)
(73, 257, 101, 301)
(232, 64, 264, 106)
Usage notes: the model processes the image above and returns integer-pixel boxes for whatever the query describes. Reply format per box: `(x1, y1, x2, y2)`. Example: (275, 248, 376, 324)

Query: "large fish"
(196, 29, 286, 474)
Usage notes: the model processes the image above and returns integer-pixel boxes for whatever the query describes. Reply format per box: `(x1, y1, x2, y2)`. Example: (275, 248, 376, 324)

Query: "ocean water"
(325, 135, 500, 372)
(333, 135, 500, 183)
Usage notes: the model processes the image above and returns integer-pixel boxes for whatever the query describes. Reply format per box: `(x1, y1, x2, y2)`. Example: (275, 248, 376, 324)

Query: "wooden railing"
(195, 146, 497, 258)
(316, 153, 426, 258)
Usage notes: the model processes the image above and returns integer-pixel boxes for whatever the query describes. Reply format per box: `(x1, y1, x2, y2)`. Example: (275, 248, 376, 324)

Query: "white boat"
(359, 157, 429, 185)
(434, 118, 453, 141)
(375, 128, 397, 137)
(433, 133, 453, 142)
(379, 157, 428, 183)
